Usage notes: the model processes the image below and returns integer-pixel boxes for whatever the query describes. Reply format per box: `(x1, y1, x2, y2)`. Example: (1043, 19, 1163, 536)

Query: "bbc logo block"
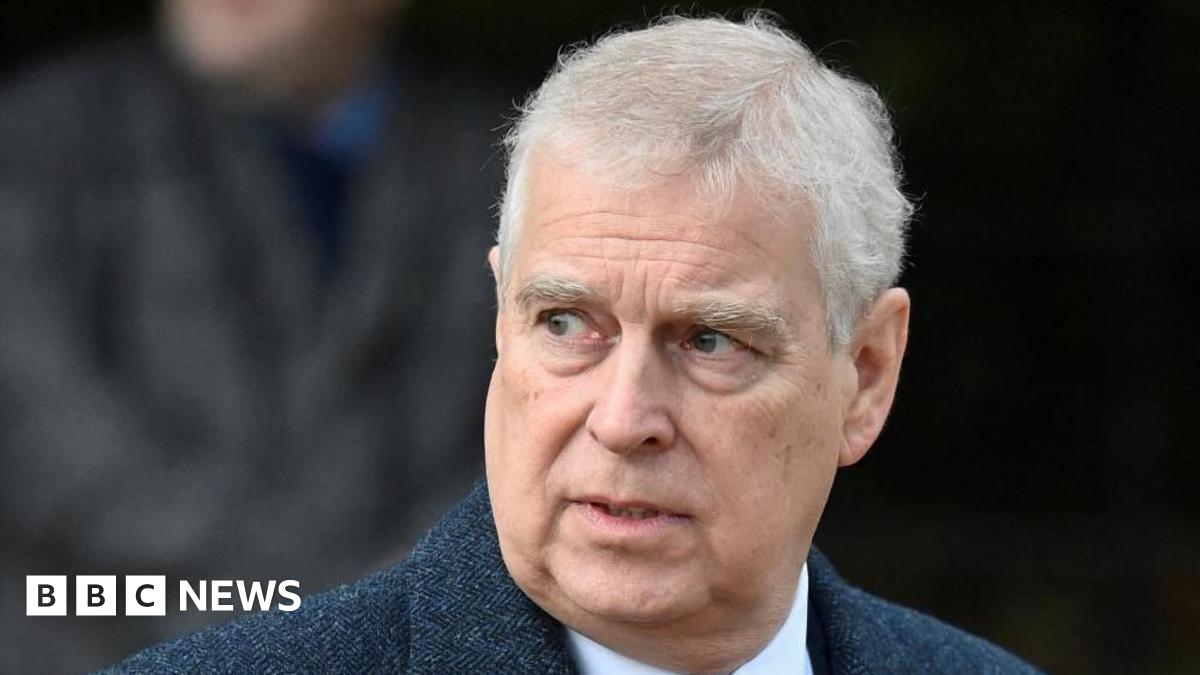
(27, 575, 168, 616)
(125, 575, 167, 616)
(75, 575, 117, 616)
(26, 575, 300, 615)
(26, 575, 67, 616)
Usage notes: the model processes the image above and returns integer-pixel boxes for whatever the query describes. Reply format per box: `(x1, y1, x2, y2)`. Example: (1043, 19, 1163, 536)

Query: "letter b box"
(25, 575, 67, 616)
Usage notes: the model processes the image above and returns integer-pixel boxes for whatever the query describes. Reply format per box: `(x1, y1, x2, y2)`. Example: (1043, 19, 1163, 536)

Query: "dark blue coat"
(108, 483, 1043, 674)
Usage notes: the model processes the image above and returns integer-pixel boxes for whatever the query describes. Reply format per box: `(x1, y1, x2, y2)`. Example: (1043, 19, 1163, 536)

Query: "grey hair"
(496, 13, 912, 349)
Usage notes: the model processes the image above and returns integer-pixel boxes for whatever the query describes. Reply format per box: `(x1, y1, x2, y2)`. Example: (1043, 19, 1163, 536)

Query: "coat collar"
(403, 482, 578, 674)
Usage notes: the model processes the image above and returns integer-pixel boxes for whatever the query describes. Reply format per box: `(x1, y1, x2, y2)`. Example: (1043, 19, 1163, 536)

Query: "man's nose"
(585, 338, 677, 455)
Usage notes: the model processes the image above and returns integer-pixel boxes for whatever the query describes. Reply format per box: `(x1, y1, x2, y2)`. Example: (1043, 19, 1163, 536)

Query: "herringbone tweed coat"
(109, 482, 1043, 674)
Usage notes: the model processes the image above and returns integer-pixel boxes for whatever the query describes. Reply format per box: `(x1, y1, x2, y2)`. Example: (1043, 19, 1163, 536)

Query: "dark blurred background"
(3, 1, 1197, 673)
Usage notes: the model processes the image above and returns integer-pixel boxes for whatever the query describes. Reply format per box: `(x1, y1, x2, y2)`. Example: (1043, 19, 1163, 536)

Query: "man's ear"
(840, 287, 910, 467)
(487, 246, 502, 302)
(488, 246, 503, 354)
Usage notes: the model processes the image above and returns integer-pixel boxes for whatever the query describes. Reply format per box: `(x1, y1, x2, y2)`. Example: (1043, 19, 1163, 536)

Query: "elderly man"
(110, 15, 1040, 674)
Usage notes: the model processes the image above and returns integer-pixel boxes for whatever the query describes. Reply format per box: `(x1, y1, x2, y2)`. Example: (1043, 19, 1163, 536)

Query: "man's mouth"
(593, 503, 662, 520)
(574, 496, 687, 521)
(569, 497, 690, 539)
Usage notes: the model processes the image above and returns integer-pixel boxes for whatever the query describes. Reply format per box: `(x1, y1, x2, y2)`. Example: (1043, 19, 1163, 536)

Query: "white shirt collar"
(566, 564, 812, 675)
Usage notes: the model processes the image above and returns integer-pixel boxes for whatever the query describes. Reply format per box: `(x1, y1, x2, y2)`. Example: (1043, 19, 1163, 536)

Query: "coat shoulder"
(103, 486, 504, 674)
(103, 565, 410, 674)
(840, 584, 1042, 674)
(809, 550, 1043, 674)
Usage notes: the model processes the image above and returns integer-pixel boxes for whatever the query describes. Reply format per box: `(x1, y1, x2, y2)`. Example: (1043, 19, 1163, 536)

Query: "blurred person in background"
(0, 0, 509, 670)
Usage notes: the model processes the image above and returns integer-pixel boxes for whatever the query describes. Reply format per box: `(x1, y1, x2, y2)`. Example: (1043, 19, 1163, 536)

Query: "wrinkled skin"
(485, 151, 910, 673)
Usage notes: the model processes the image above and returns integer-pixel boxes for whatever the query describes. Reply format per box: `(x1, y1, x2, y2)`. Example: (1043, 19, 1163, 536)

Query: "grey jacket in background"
(110, 482, 1045, 674)
(0, 37, 510, 672)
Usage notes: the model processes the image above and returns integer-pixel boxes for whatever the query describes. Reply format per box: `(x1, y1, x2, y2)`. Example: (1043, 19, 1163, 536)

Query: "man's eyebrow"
(513, 275, 602, 312)
(512, 277, 789, 340)
(674, 296, 789, 341)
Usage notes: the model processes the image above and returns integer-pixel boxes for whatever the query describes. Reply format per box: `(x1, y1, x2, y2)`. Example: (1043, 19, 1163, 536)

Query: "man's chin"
(503, 541, 708, 628)
(551, 570, 705, 626)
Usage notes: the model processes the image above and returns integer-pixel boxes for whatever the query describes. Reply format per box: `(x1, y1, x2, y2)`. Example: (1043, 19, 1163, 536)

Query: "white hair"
(496, 13, 912, 348)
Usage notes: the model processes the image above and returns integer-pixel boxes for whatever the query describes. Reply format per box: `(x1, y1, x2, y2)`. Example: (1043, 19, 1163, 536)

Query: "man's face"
(485, 151, 861, 643)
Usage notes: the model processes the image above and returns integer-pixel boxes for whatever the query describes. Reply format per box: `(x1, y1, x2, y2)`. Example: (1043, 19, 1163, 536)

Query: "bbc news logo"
(26, 576, 301, 616)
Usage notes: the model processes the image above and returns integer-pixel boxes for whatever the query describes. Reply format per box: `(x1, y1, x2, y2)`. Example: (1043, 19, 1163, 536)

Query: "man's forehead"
(520, 184, 784, 286)
(511, 149, 823, 329)
(516, 197, 786, 304)
(520, 149, 819, 262)
(524, 214, 760, 268)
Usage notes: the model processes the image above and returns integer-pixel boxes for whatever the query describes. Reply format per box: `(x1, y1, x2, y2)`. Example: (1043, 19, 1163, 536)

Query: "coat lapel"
(404, 483, 578, 674)
(807, 547, 872, 674)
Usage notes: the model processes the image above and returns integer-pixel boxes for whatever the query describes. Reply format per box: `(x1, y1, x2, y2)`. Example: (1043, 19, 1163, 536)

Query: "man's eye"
(543, 310, 587, 337)
(684, 329, 744, 355)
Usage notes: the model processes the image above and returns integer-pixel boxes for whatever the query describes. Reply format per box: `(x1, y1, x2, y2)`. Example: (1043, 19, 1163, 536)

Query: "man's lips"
(570, 496, 688, 520)
(566, 495, 693, 541)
